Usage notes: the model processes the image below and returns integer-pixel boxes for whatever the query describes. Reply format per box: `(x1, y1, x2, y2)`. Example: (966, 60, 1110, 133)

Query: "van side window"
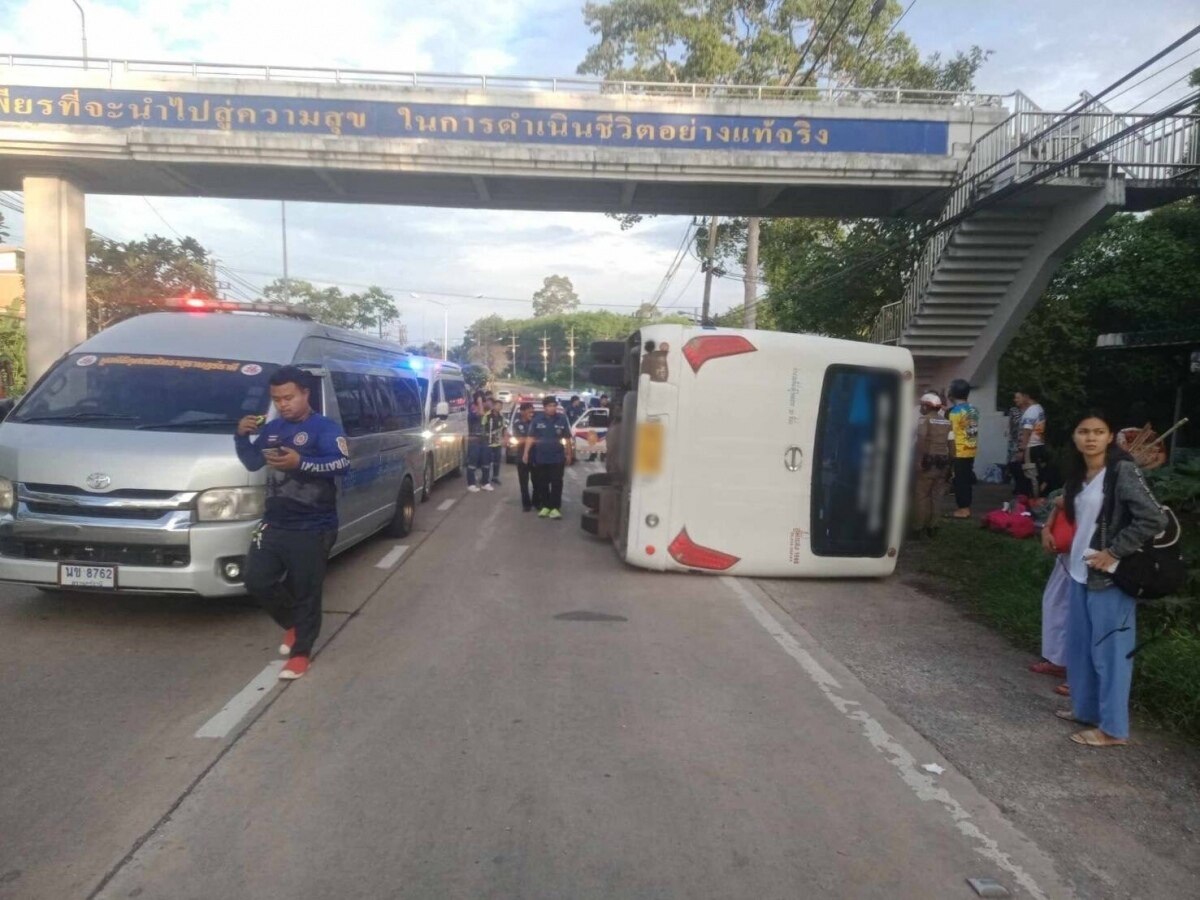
(441, 378, 466, 412)
(332, 371, 377, 437)
(367, 375, 401, 432)
(391, 377, 424, 429)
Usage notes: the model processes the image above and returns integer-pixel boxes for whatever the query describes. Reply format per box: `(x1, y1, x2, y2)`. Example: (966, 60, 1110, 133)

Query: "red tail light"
(681, 334, 757, 372)
(668, 528, 740, 571)
(184, 297, 208, 309)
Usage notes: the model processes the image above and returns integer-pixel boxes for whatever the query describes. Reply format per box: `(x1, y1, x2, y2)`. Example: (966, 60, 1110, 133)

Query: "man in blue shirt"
(235, 366, 350, 680)
(523, 396, 574, 519)
(510, 402, 537, 511)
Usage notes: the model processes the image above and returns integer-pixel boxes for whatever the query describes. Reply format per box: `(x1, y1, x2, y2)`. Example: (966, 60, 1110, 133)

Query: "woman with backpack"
(1056, 411, 1166, 747)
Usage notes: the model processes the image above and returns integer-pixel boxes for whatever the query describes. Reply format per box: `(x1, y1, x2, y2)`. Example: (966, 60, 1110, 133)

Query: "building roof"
(1096, 327, 1200, 351)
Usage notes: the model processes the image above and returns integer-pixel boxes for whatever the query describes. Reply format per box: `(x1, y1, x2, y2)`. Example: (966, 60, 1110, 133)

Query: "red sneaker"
(279, 627, 296, 657)
(279, 656, 309, 680)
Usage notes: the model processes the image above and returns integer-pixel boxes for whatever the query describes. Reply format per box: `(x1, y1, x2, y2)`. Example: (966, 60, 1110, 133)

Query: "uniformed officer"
(235, 366, 350, 680)
(511, 402, 537, 511)
(524, 396, 574, 520)
(912, 391, 951, 538)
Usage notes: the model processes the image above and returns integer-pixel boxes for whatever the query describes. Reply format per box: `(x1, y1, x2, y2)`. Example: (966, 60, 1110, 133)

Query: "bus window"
(811, 365, 900, 558)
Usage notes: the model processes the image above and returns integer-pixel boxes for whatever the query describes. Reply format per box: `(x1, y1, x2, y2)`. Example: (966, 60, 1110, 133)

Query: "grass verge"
(904, 523, 1200, 742)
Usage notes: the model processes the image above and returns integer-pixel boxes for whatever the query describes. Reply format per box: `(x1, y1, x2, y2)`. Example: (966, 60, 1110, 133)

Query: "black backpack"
(1100, 469, 1186, 602)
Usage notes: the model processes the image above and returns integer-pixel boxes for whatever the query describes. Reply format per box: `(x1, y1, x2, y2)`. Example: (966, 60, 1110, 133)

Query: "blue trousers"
(466, 443, 490, 486)
(1066, 579, 1136, 739)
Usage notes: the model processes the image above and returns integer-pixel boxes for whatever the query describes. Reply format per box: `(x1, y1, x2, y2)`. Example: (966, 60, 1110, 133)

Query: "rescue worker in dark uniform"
(524, 396, 574, 520)
(236, 366, 350, 680)
(511, 402, 537, 511)
(912, 391, 951, 538)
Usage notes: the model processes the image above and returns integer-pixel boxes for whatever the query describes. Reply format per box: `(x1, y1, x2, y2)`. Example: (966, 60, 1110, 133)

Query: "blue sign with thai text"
(0, 85, 950, 155)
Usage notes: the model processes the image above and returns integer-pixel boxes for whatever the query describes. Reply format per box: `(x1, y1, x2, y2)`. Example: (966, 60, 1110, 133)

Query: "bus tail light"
(682, 335, 756, 373)
(668, 528, 740, 571)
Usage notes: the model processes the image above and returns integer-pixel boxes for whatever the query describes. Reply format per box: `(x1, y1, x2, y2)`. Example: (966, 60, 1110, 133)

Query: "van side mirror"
(435, 401, 450, 419)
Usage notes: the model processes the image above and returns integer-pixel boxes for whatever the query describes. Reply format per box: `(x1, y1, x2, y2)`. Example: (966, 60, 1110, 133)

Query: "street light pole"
(280, 201, 290, 302)
(71, 1, 88, 70)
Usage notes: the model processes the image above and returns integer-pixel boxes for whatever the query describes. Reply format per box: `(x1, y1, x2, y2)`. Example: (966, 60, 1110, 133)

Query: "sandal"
(1055, 710, 1094, 725)
(1054, 683, 1070, 697)
(1070, 728, 1127, 747)
(1029, 661, 1067, 677)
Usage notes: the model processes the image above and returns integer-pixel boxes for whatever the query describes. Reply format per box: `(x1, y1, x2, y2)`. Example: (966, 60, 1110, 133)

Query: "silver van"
(407, 356, 467, 499)
(0, 306, 426, 597)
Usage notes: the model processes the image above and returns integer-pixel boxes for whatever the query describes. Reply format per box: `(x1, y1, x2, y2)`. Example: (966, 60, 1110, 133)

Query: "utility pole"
(71, 1, 88, 70)
(509, 332, 518, 377)
(540, 332, 550, 384)
(700, 214, 719, 324)
(743, 216, 759, 329)
(567, 327, 576, 391)
(280, 201, 290, 303)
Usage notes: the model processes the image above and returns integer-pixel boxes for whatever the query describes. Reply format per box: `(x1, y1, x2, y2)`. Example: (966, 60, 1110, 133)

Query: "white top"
(1068, 468, 1106, 584)
(1020, 403, 1046, 448)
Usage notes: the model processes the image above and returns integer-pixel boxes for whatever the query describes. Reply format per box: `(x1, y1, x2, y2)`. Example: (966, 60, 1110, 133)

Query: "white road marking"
(194, 662, 285, 739)
(721, 576, 1049, 900)
(374, 544, 409, 569)
(436, 498, 457, 511)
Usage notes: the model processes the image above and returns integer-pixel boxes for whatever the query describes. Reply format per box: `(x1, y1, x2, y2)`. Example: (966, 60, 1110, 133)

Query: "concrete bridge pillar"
(23, 175, 87, 383)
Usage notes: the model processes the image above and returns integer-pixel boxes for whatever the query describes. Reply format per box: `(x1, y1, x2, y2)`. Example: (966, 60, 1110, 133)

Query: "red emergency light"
(160, 295, 312, 320)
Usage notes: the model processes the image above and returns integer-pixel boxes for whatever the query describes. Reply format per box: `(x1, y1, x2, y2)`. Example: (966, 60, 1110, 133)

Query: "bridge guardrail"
(0, 53, 1010, 107)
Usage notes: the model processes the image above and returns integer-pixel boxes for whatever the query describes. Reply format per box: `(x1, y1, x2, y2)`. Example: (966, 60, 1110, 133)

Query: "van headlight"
(196, 487, 265, 522)
(0, 477, 12, 512)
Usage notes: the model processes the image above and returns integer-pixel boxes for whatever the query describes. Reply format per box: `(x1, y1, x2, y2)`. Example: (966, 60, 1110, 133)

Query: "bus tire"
(586, 472, 616, 488)
(385, 478, 416, 538)
(421, 454, 435, 502)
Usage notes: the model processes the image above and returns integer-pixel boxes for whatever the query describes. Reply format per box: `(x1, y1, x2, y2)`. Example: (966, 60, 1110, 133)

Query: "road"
(0, 461, 1072, 900)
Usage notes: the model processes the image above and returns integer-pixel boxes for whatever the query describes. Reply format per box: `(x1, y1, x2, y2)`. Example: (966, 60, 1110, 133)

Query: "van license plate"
(58, 564, 117, 589)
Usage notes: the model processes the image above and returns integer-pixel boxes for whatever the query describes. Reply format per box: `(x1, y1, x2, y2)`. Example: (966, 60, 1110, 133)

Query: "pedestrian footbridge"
(870, 91, 1199, 466)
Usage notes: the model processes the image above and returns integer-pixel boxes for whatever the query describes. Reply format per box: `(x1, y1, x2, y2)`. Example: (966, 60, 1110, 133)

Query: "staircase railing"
(871, 94, 1200, 345)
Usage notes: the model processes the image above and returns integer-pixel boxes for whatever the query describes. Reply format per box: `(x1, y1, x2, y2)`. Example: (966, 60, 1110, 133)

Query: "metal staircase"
(871, 91, 1200, 386)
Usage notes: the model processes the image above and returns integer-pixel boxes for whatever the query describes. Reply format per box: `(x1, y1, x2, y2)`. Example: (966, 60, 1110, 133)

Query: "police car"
(571, 407, 609, 459)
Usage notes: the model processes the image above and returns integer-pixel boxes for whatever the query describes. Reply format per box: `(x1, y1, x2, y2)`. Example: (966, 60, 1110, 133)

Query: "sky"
(0, 0, 1196, 346)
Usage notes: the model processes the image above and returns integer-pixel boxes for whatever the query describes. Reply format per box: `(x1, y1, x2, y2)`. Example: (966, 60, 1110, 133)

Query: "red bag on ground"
(981, 500, 1036, 540)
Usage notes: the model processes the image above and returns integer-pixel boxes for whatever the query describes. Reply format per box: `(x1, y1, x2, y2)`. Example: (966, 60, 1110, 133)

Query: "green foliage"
(998, 200, 1200, 443)
(531, 275, 582, 318)
(459, 307, 689, 382)
(0, 298, 26, 394)
(1146, 460, 1200, 516)
(262, 279, 400, 333)
(910, 522, 1200, 741)
(87, 233, 215, 334)
(761, 218, 919, 338)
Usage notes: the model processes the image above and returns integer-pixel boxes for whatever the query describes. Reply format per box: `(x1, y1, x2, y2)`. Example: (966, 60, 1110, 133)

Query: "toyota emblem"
(784, 447, 803, 472)
(86, 472, 112, 491)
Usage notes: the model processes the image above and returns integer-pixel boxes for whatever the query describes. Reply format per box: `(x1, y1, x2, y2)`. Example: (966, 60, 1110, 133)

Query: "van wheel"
(385, 478, 416, 538)
(421, 454, 435, 502)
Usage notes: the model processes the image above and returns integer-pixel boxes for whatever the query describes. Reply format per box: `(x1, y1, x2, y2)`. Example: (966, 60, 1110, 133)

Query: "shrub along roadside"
(903, 524, 1200, 742)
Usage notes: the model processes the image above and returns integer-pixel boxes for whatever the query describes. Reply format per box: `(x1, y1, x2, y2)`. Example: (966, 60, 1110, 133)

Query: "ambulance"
(581, 325, 914, 578)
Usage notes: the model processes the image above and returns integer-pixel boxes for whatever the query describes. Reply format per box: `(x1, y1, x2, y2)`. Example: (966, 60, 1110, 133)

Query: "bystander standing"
(946, 379, 979, 520)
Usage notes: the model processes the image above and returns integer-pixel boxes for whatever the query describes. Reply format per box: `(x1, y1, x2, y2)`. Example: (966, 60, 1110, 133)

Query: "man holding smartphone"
(235, 366, 350, 680)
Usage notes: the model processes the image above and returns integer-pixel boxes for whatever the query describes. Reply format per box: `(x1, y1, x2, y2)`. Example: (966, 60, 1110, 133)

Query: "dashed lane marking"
(437, 498, 457, 511)
(194, 662, 285, 739)
(721, 576, 1049, 900)
(374, 544, 409, 569)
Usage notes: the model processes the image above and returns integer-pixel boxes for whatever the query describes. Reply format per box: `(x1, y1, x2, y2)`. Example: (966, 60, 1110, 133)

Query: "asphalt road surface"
(1, 462, 1073, 900)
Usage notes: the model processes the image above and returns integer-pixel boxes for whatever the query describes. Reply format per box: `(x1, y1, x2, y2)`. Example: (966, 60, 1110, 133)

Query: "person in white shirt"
(1011, 389, 1048, 498)
(1056, 410, 1166, 747)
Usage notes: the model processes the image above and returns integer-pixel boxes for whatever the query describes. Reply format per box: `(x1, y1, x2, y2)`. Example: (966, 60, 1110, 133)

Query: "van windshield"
(11, 353, 279, 433)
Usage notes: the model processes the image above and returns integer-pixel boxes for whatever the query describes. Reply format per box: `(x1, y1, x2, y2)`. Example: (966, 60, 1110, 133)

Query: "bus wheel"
(421, 454, 435, 502)
(385, 478, 416, 538)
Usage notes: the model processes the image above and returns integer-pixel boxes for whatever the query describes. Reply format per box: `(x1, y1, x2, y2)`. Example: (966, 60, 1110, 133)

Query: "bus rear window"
(810, 365, 900, 558)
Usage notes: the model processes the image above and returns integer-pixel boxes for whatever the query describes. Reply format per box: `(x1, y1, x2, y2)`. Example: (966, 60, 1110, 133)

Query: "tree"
(87, 233, 215, 334)
(262, 279, 400, 333)
(999, 200, 1200, 444)
(531, 275, 581, 318)
(578, 1, 988, 330)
